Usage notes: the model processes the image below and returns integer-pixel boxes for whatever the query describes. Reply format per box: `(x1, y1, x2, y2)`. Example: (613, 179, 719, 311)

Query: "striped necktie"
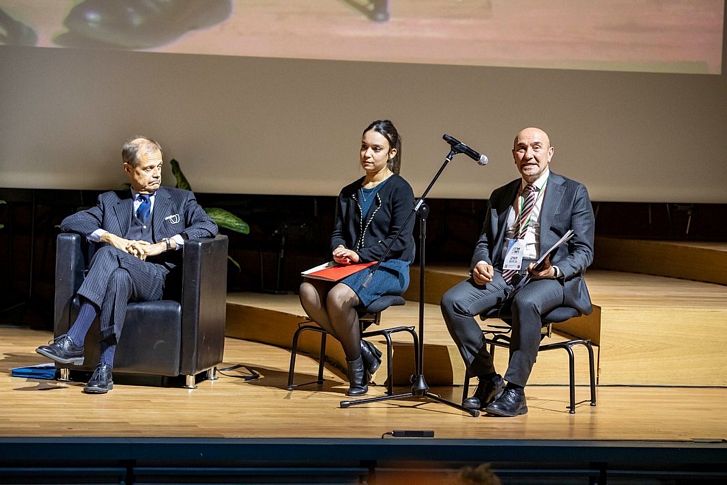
(502, 184, 537, 284)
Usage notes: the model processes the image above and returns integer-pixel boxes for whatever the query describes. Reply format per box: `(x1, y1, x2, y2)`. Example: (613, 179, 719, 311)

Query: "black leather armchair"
(53, 233, 229, 388)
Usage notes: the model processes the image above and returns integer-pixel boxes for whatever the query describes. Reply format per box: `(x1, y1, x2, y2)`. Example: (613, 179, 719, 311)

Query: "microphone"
(443, 134, 488, 166)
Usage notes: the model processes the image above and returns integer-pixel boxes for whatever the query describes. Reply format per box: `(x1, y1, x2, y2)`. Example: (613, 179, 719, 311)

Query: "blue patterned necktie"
(136, 194, 151, 223)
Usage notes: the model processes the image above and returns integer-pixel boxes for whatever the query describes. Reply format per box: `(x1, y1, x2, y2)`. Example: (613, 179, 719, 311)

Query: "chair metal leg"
(538, 337, 598, 413)
(287, 326, 304, 390)
(184, 374, 197, 389)
(317, 330, 327, 384)
(360, 325, 418, 396)
(383, 332, 394, 395)
(462, 370, 470, 405)
(58, 367, 70, 382)
(565, 344, 576, 414)
(207, 367, 218, 381)
(480, 316, 597, 414)
(586, 340, 597, 406)
(288, 324, 328, 391)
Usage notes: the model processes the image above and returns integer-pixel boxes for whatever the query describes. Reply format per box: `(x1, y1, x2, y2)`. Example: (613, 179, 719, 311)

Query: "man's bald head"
(512, 127, 554, 183)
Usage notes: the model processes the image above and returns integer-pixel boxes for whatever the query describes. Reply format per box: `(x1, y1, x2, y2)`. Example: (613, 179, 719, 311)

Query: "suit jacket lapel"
(113, 192, 133, 237)
(539, 173, 564, 253)
(152, 187, 172, 242)
(493, 179, 520, 262)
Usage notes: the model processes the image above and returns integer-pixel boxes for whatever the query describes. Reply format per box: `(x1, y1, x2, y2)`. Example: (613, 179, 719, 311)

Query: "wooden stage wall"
(227, 239, 727, 388)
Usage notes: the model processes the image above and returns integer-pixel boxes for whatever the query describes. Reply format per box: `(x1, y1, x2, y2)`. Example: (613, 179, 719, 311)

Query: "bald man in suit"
(37, 136, 217, 393)
(441, 127, 594, 416)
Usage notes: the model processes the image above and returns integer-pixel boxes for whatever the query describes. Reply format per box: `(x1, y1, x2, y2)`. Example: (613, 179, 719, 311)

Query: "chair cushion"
(543, 306, 581, 324)
(479, 307, 502, 320)
(480, 305, 581, 325)
(363, 295, 406, 314)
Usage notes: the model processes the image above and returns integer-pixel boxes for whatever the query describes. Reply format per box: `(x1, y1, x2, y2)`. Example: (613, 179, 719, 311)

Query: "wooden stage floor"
(3, 325, 727, 443)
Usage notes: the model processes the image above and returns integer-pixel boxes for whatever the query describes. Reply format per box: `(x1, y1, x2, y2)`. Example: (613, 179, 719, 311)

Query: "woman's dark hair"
(362, 119, 402, 174)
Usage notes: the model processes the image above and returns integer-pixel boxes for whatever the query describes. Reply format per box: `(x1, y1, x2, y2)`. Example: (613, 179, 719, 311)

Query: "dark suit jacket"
(60, 186, 218, 272)
(471, 172, 595, 314)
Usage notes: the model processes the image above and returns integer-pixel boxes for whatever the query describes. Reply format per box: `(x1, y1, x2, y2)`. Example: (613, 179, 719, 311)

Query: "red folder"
(301, 261, 376, 282)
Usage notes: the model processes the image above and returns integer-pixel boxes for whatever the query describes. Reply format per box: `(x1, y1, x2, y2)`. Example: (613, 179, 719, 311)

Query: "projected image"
(56, 0, 233, 49)
(0, 0, 723, 74)
(0, 0, 233, 49)
(0, 5, 36, 45)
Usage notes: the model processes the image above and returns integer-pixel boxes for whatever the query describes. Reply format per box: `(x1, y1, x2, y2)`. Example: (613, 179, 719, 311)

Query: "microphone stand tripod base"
(339, 373, 480, 417)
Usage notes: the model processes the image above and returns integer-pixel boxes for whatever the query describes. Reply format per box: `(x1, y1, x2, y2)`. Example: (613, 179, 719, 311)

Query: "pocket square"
(165, 214, 181, 224)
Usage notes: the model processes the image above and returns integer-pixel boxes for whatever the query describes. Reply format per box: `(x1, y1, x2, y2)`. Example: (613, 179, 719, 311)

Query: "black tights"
(299, 280, 361, 360)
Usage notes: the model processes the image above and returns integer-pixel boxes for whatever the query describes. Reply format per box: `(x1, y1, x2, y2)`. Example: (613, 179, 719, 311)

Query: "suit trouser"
(440, 271, 565, 387)
(76, 246, 167, 342)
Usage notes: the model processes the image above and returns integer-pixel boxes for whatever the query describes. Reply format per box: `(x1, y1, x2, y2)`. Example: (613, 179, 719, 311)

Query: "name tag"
(503, 238, 526, 271)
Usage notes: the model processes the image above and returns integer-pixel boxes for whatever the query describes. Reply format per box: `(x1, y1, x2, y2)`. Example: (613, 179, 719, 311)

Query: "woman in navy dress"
(299, 120, 415, 396)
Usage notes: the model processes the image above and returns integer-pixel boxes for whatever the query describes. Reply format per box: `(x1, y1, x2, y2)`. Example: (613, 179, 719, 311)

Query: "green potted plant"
(170, 159, 249, 271)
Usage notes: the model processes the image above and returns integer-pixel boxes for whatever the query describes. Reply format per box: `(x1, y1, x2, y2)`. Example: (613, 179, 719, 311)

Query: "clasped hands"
(125, 240, 166, 260)
(472, 256, 555, 285)
(332, 245, 360, 265)
(102, 233, 171, 261)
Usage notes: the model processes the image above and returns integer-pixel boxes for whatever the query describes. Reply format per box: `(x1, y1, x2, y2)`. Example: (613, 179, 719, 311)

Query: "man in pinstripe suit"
(441, 127, 595, 416)
(36, 136, 218, 393)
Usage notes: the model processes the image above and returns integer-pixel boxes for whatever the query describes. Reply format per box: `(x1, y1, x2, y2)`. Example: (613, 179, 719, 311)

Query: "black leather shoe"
(360, 339, 382, 375)
(346, 356, 368, 396)
(84, 364, 114, 394)
(463, 374, 504, 410)
(485, 387, 528, 417)
(36, 334, 84, 365)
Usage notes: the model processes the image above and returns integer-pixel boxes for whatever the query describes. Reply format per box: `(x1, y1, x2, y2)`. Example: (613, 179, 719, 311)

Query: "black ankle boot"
(346, 356, 368, 396)
(360, 339, 382, 375)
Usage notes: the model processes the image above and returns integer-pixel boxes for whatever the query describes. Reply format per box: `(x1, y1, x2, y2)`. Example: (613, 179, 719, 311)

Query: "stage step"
(583, 269, 727, 386)
(227, 267, 727, 387)
(594, 237, 727, 285)
(226, 292, 596, 388)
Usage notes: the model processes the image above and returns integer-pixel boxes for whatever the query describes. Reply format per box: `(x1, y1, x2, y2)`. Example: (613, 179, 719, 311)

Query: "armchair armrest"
(179, 234, 229, 374)
(53, 233, 86, 335)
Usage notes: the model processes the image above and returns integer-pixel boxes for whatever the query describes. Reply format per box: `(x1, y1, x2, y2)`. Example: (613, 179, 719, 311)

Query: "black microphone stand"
(340, 149, 480, 417)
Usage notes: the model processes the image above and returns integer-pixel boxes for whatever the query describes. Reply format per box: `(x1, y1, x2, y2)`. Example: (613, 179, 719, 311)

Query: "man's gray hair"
(122, 136, 162, 166)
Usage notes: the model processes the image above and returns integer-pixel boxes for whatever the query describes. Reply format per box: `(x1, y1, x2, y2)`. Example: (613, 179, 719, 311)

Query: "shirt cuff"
(171, 234, 184, 249)
(89, 229, 107, 242)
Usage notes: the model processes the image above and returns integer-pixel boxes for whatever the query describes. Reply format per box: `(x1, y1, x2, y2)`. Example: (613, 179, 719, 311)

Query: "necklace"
(360, 186, 374, 203)
(362, 169, 393, 189)
(360, 170, 392, 204)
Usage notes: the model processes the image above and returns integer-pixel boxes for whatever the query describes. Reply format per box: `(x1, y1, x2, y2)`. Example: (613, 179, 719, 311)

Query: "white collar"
(131, 189, 157, 200)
